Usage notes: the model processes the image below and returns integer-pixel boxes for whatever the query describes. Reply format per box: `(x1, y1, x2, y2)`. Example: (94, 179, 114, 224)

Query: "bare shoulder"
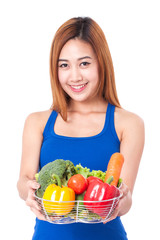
(24, 109, 52, 134)
(114, 107, 145, 141)
(115, 107, 144, 125)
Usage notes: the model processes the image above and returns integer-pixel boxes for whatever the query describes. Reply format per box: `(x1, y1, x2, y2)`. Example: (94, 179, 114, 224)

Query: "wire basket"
(35, 191, 123, 224)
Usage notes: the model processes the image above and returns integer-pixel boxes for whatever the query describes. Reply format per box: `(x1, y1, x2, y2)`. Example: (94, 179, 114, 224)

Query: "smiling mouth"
(70, 82, 88, 90)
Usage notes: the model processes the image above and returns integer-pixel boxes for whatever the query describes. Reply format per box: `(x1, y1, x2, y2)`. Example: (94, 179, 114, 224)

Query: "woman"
(17, 17, 145, 240)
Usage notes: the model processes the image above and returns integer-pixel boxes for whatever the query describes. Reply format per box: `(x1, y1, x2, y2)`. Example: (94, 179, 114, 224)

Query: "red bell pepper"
(87, 176, 103, 185)
(84, 176, 120, 217)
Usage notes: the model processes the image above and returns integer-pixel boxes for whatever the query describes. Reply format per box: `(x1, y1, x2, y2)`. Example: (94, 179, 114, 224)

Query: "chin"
(66, 92, 88, 102)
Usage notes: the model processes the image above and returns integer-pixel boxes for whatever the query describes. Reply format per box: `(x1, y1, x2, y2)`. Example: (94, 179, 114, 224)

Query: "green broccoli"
(75, 163, 90, 178)
(61, 160, 76, 186)
(36, 159, 76, 198)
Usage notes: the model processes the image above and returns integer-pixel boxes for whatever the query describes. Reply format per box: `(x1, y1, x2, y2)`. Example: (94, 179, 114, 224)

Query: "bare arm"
(120, 113, 145, 193)
(17, 112, 49, 220)
(104, 109, 145, 223)
(17, 113, 43, 199)
(118, 111, 145, 215)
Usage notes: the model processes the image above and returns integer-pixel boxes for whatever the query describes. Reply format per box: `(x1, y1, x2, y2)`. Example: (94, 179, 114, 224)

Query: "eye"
(59, 63, 68, 68)
(80, 62, 91, 67)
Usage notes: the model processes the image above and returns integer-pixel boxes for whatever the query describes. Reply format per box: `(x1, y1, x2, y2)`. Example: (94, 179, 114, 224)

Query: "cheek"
(87, 68, 99, 85)
(58, 70, 68, 86)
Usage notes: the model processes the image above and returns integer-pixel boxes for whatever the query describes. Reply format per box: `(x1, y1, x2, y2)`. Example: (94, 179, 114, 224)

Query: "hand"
(25, 180, 46, 221)
(103, 183, 131, 224)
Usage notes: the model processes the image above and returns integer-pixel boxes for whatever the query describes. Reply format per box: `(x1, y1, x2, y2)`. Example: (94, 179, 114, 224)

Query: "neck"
(68, 97, 108, 113)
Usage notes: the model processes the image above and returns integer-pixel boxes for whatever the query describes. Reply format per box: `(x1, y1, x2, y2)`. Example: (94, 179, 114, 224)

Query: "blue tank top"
(32, 103, 128, 240)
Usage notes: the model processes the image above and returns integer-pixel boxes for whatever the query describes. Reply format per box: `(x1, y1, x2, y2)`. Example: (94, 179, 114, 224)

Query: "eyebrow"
(58, 56, 92, 62)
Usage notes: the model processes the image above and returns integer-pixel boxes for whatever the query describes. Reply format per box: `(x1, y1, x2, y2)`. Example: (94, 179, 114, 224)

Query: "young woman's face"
(58, 39, 100, 103)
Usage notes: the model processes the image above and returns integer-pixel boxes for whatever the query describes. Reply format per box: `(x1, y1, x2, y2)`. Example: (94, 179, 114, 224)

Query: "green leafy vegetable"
(88, 170, 106, 182)
(75, 163, 106, 181)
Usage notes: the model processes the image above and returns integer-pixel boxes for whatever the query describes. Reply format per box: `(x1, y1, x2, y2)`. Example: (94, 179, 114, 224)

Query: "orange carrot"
(104, 153, 124, 186)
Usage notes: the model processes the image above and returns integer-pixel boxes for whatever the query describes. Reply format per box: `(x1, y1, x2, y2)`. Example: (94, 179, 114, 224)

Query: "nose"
(70, 66, 83, 82)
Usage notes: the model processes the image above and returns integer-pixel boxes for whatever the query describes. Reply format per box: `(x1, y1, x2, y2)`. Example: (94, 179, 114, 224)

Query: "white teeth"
(71, 84, 86, 89)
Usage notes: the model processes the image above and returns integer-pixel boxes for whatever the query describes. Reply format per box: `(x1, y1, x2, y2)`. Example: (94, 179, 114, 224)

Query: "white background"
(0, 0, 160, 239)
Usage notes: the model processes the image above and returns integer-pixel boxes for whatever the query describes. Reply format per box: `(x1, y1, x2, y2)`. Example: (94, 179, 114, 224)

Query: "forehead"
(59, 39, 95, 59)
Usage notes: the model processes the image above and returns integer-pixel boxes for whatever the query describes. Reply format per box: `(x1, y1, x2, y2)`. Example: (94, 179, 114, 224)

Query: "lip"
(69, 82, 88, 92)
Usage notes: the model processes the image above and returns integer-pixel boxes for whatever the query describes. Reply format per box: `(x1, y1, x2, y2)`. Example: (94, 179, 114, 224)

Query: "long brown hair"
(50, 17, 121, 120)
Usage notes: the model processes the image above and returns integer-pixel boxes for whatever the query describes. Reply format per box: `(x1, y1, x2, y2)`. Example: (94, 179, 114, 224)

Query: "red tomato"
(68, 174, 88, 194)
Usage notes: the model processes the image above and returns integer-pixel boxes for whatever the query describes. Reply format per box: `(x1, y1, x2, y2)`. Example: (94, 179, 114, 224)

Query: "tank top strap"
(43, 110, 58, 138)
(106, 103, 120, 144)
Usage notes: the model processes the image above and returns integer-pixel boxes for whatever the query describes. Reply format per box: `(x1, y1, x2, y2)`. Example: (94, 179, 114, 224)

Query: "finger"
(27, 180, 40, 190)
(30, 207, 46, 221)
(26, 193, 41, 210)
(28, 187, 36, 199)
(103, 210, 118, 224)
(26, 190, 41, 210)
(119, 183, 128, 198)
(26, 198, 41, 211)
(103, 203, 120, 224)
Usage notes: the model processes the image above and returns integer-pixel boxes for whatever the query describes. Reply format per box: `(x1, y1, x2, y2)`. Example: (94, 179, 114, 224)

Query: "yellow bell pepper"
(43, 184, 75, 215)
